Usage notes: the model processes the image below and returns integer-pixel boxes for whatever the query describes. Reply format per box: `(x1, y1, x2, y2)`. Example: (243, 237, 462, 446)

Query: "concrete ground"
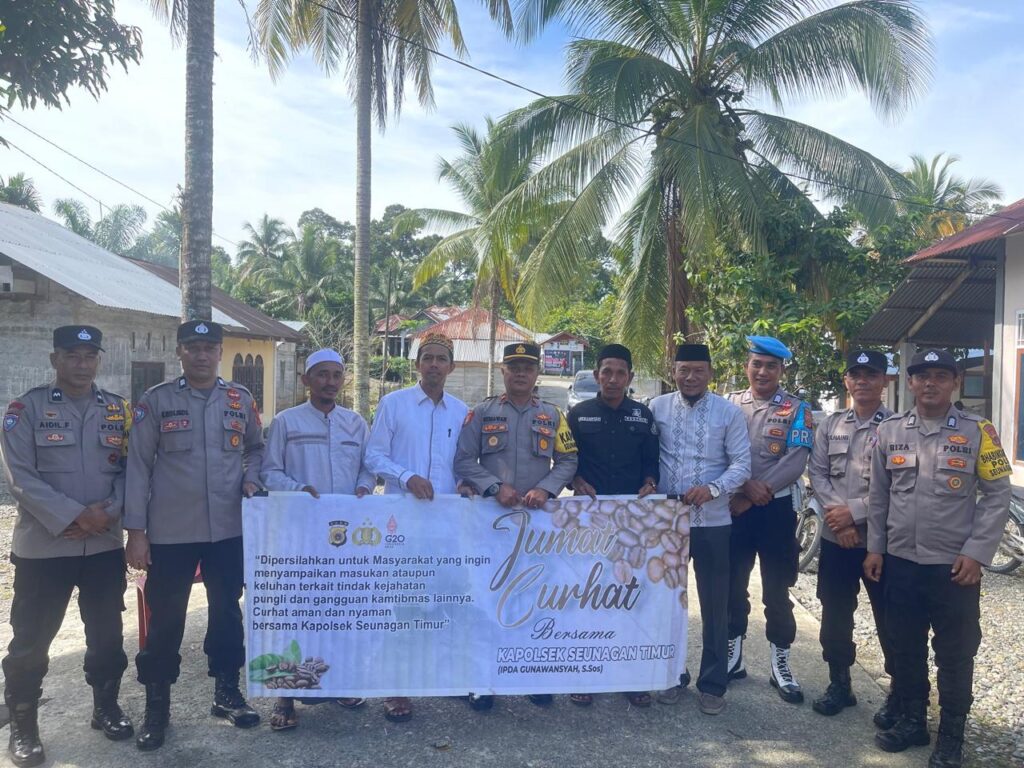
(0, 568, 929, 768)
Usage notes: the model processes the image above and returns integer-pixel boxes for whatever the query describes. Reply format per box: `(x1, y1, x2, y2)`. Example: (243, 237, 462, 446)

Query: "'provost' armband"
(977, 419, 1012, 481)
(554, 411, 578, 453)
(787, 403, 814, 450)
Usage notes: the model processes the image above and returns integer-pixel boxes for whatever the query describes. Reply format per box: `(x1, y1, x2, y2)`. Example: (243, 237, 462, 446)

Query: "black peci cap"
(844, 349, 887, 374)
(502, 343, 540, 363)
(597, 343, 633, 369)
(675, 343, 711, 363)
(53, 325, 104, 351)
(177, 320, 223, 344)
(906, 348, 958, 376)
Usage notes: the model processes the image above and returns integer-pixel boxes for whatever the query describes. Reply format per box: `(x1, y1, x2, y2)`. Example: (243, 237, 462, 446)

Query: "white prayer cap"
(304, 348, 345, 374)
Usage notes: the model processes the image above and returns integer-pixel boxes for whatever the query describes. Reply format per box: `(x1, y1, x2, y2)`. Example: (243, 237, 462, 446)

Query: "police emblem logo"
(982, 423, 1002, 447)
(891, 455, 906, 465)
(487, 435, 499, 447)
(947, 458, 967, 469)
(195, 323, 209, 334)
(107, 452, 119, 465)
(77, 329, 92, 340)
(229, 401, 242, 410)
(539, 438, 549, 450)
(229, 434, 241, 448)
(857, 353, 869, 364)
(353, 520, 382, 546)
(133, 404, 148, 422)
(328, 520, 349, 547)
(947, 476, 963, 491)
(769, 442, 782, 454)
(924, 351, 939, 362)
(516, 344, 525, 354)
(2, 413, 18, 432)
(948, 435, 969, 445)
(463, 410, 474, 426)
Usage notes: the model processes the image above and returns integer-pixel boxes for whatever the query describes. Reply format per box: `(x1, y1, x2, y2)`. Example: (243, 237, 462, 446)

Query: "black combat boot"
(211, 671, 260, 728)
(812, 664, 857, 716)
(135, 682, 171, 752)
(90, 679, 134, 741)
(875, 698, 930, 753)
(928, 711, 967, 768)
(7, 701, 44, 768)
(873, 686, 901, 730)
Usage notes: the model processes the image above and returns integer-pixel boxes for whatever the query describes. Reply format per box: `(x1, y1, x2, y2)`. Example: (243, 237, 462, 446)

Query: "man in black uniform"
(566, 343, 659, 707)
(0, 326, 134, 767)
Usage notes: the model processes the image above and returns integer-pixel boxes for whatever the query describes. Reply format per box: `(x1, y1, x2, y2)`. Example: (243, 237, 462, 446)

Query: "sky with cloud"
(3, 0, 1023, 248)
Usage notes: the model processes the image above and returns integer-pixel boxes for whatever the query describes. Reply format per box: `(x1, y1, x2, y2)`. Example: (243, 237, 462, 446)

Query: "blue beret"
(746, 335, 792, 361)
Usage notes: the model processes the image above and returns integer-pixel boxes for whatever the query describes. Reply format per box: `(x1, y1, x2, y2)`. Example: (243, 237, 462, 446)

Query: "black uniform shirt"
(567, 395, 660, 494)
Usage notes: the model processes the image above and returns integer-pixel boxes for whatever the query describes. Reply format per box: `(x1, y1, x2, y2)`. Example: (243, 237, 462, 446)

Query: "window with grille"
(231, 353, 265, 411)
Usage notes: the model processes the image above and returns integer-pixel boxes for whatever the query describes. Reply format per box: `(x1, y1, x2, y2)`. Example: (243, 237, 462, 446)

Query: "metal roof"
(0, 202, 236, 326)
(856, 261, 997, 346)
(412, 307, 534, 343)
(906, 197, 1024, 263)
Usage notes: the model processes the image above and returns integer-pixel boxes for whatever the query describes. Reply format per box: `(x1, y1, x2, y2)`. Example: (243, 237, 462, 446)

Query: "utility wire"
(5, 139, 105, 207)
(3, 118, 238, 248)
(300, 0, 1019, 229)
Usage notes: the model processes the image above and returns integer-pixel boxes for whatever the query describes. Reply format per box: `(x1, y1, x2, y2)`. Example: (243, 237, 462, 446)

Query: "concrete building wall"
(441, 364, 504, 407)
(999, 233, 1024, 488)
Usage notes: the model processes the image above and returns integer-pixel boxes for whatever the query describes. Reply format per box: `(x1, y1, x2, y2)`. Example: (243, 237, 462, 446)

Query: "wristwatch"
(708, 483, 721, 499)
(483, 482, 502, 498)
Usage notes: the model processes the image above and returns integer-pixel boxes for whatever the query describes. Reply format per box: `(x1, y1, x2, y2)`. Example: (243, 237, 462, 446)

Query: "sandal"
(383, 696, 413, 723)
(625, 691, 652, 708)
(270, 698, 298, 731)
(335, 697, 366, 709)
(569, 693, 593, 707)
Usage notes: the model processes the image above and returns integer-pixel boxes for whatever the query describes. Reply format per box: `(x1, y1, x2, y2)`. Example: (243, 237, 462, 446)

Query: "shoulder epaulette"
(147, 379, 176, 393)
(958, 410, 982, 423)
(883, 412, 905, 423)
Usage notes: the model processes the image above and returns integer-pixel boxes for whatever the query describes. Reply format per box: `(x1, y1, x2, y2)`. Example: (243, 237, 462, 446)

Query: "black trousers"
(135, 537, 245, 685)
(884, 555, 981, 715)
(3, 549, 128, 704)
(690, 525, 731, 697)
(727, 496, 798, 647)
(816, 539, 892, 673)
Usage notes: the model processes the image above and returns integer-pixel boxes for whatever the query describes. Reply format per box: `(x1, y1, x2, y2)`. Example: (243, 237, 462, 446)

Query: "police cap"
(844, 349, 887, 374)
(178, 320, 223, 344)
(53, 325, 104, 351)
(502, 343, 540, 363)
(746, 335, 792, 361)
(906, 348, 958, 377)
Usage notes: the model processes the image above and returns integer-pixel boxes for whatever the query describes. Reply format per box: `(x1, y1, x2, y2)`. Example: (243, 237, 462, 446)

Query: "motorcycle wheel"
(797, 509, 822, 572)
(985, 516, 1024, 575)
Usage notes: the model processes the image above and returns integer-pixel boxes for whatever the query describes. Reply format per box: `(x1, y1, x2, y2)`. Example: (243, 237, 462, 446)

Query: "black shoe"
(875, 700, 930, 753)
(467, 693, 494, 711)
(768, 644, 803, 704)
(812, 665, 856, 716)
(211, 672, 260, 728)
(928, 711, 966, 768)
(7, 701, 44, 768)
(90, 679, 135, 741)
(136, 682, 171, 752)
(873, 689, 901, 730)
(679, 668, 691, 688)
(527, 694, 553, 707)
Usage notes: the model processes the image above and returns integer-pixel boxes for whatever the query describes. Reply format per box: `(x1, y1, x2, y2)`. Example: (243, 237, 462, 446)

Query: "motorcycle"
(986, 492, 1024, 575)
(795, 481, 823, 573)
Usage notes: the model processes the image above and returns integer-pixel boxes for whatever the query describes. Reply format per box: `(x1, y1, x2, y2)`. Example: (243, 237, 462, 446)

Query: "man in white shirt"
(365, 333, 467, 499)
(650, 343, 751, 716)
(259, 348, 373, 731)
(363, 332, 467, 720)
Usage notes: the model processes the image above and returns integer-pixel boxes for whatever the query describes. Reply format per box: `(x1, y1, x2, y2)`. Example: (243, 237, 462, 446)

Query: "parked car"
(566, 370, 599, 410)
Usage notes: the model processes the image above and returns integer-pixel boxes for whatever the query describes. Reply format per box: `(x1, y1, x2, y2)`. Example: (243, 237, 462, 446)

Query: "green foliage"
(0, 173, 42, 211)
(541, 296, 617, 368)
(369, 355, 412, 383)
(0, 1, 141, 122)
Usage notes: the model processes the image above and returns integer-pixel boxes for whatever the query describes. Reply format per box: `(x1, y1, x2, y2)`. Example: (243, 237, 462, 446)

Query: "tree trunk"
(352, 0, 372, 417)
(486, 276, 500, 398)
(180, 0, 214, 322)
(664, 194, 694, 365)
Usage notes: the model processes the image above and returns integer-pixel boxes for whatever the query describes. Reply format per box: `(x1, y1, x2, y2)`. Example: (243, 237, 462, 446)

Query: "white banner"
(243, 494, 689, 698)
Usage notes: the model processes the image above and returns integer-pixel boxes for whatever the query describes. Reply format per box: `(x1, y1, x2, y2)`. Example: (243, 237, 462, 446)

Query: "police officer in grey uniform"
(454, 342, 578, 710)
(808, 349, 894, 721)
(865, 349, 1011, 767)
(1, 326, 134, 767)
(726, 335, 813, 704)
(125, 321, 264, 751)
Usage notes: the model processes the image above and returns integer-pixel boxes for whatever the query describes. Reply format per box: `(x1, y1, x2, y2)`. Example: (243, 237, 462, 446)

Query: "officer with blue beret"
(725, 335, 814, 704)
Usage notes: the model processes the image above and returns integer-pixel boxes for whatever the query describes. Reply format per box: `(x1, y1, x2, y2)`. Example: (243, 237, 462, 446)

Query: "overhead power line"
(300, 0, 1018, 228)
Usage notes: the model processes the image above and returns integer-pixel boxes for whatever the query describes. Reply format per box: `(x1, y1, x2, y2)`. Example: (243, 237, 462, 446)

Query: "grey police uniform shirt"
(454, 394, 578, 497)
(1, 383, 130, 558)
(867, 405, 1012, 566)
(808, 406, 892, 545)
(124, 376, 264, 544)
(727, 387, 814, 498)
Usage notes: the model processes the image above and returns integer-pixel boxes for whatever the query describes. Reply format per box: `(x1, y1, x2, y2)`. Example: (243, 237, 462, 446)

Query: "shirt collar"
(415, 382, 447, 407)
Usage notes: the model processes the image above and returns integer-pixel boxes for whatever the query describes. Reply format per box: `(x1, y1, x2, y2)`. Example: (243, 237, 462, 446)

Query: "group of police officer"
(0, 323, 1012, 768)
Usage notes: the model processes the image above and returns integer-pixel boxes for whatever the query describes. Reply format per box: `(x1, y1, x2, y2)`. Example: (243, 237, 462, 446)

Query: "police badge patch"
(328, 520, 349, 546)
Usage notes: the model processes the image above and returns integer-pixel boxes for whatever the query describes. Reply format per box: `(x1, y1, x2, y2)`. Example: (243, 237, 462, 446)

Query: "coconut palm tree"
(253, 0, 513, 417)
(0, 173, 43, 211)
(902, 152, 1002, 240)
(236, 214, 295, 280)
(52, 198, 148, 255)
(250, 224, 344, 318)
(394, 118, 556, 395)
(500, 0, 932, 368)
(150, 0, 215, 322)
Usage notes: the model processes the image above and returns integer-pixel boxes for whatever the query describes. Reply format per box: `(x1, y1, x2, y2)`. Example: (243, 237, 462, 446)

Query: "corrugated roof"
(906, 197, 1024, 263)
(374, 313, 410, 334)
(0, 202, 236, 325)
(130, 260, 304, 342)
(413, 306, 533, 343)
(856, 262, 997, 346)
